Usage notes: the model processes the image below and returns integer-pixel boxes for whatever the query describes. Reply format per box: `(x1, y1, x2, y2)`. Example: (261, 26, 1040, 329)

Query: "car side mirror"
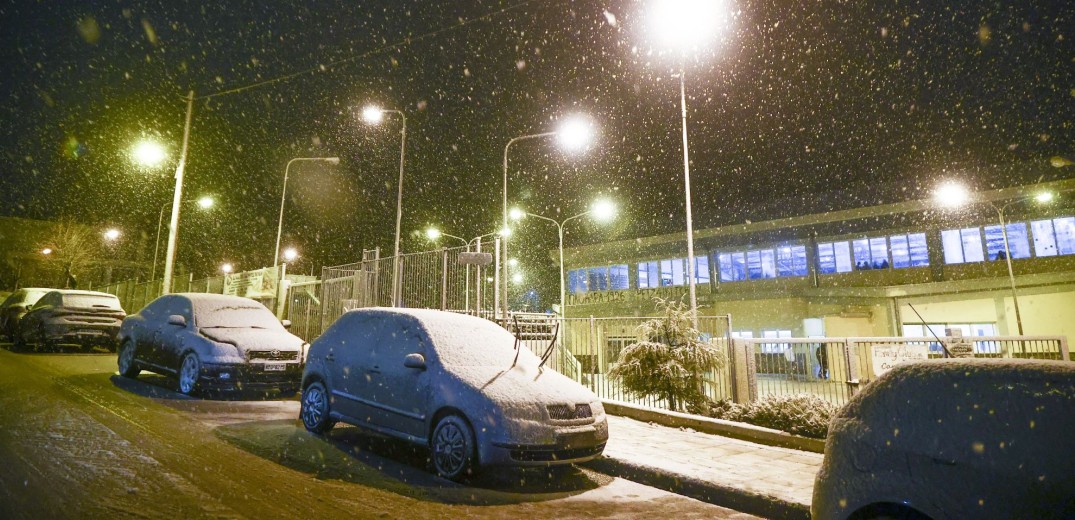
(403, 353, 426, 370)
(167, 314, 187, 327)
(281, 319, 292, 329)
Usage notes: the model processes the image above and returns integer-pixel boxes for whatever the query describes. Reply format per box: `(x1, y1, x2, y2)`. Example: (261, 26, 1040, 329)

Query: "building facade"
(561, 179, 1075, 345)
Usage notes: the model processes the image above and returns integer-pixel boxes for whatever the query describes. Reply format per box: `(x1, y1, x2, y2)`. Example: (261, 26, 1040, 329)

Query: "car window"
(161, 296, 194, 324)
(192, 298, 282, 330)
(63, 294, 122, 310)
(429, 317, 540, 368)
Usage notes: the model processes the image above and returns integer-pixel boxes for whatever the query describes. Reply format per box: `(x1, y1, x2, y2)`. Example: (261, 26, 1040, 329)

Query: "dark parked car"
(16, 290, 126, 351)
(117, 293, 306, 395)
(0, 287, 50, 341)
(812, 358, 1075, 520)
(300, 308, 608, 481)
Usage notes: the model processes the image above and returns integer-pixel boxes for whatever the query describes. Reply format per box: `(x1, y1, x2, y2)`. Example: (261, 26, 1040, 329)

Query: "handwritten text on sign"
(871, 344, 929, 377)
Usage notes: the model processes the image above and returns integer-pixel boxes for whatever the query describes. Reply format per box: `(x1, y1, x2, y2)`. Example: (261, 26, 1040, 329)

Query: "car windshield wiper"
(510, 315, 522, 369)
(538, 321, 560, 368)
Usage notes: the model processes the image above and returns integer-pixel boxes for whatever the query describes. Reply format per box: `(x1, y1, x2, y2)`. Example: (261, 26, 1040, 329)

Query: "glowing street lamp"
(643, 0, 736, 326)
(152, 196, 216, 282)
(502, 115, 595, 319)
(512, 198, 617, 317)
(275, 157, 340, 267)
(358, 104, 407, 307)
(131, 140, 167, 168)
(221, 263, 234, 274)
(933, 181, 1057, 335)
(282, 248, 299, 263)
(41, 248, 53, 256)
(103, 228, 121, 241)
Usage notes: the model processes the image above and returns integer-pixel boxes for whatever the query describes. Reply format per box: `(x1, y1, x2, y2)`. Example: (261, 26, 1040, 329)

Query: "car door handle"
(368, 367, 381, 374)
(325, 353, 335, 362)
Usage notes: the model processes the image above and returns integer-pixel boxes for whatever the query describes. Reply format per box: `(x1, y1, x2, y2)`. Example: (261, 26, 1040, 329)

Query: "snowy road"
(0, 347, 757, 519)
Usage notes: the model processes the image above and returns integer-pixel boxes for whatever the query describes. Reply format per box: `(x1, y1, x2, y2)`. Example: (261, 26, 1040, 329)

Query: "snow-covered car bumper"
(43, 321, 120, 346)
(481, 419, 608, 466)
(197, 361, 303, 391)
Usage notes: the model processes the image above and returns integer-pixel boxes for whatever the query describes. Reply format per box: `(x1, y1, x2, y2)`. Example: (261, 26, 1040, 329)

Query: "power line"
(197, 1, 537, 100)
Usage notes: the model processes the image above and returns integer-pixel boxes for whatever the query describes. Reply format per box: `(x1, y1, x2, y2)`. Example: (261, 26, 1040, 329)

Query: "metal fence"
(741, 335, 1071, 408)
(93, 275, 225, 314)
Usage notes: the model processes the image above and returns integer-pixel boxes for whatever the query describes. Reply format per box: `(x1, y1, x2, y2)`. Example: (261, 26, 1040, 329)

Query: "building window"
(587, 267, 609, 291)
(719, 252, 747, 282)
(695, 255, 711, 284)
(888, 233, 929, 268)
(746, 249, 777, 279)
(568, 269, 587, 294)
(941, 227, 985, 264)
(760, 329, 792, 353)
(983, 223, 1031, 261)
(776, 245, 808, 277)
(1032, 217, 1075, 257)
(637, 261, 658, 288)
(731, 330, 754, 339)
(609, 264, 629, 290)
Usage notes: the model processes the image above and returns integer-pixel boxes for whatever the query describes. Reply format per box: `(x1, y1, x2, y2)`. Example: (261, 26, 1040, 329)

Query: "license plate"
(263, 363, 286, 372)
(79, 330, 105, 336)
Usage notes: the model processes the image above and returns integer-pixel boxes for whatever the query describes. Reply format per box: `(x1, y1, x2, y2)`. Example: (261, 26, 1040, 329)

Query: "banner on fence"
(223, 267, 280, 299)
(870, 343, 929, 377)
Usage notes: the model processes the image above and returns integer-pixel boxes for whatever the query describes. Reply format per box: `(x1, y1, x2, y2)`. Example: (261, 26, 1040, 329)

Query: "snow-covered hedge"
(696, 394, 836, 439)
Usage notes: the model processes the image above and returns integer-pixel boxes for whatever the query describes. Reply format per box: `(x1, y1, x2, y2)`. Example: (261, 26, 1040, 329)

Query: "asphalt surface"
(0, 346, 759, 519)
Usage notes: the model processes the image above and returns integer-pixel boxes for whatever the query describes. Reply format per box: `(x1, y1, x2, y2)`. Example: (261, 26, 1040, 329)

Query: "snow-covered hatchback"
(118, 293, 307, 395)
(300, 308, 608, 480)
(813, 358, 1075, 520)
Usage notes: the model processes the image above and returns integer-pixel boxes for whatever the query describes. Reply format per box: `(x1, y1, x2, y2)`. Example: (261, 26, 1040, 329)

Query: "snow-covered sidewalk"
(586, 415, 822, 520)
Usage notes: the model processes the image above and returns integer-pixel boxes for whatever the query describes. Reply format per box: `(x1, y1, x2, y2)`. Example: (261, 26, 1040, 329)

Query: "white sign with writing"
(871, 344, 929, 377)
(223, 267, 280, 299)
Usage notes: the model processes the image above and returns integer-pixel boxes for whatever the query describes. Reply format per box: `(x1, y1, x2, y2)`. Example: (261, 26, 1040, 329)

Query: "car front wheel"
(431, 414, 476, 481)
(177, 352, 200, 395)
(300, 382, 335, 433)
(118, 340, 139, 378)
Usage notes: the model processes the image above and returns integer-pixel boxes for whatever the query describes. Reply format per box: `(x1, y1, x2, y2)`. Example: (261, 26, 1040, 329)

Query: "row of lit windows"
(566, 216, 1075, 294)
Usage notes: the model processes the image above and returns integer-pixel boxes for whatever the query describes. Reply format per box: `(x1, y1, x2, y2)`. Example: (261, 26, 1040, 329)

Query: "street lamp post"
(502, 117, 593, 321)
(360, 106, 407, 307)
(645, 0, 735, 325)
(511, 200, 616, 317)
(162, 90, 196, 295)
(935, 183, 1057, 336)
(274, 157, 340, 267)
(152, 196, 214, 282)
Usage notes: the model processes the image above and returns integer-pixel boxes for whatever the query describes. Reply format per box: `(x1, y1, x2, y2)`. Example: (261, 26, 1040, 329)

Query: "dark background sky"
(1, 0, 1072, 294)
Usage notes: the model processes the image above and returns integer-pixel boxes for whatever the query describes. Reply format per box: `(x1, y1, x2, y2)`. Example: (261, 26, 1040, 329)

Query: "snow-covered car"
(0, 287, 51, 341)
(117, 293, 307, 395)
(299, 308, 608, 481)
(812, 358, 1075, 520)
(16, 289, 125, 351)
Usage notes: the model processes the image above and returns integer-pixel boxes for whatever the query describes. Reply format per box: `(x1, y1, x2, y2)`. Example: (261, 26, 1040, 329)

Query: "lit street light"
(644, 0, 736, 326)
(131, 140, 167, 168)
(274, 157, 340, 267)
(502, 115, 594, 320)
(283, 247, 299, 263)
(511, 198, 617, 317)
(221, 263, 234, 274)
(41, 248, 52, 256)
(152, 196, 216, 283)
(103, 228, 121, 241)
(934, 181, 1057, 335)
(359, 105, 407, 307)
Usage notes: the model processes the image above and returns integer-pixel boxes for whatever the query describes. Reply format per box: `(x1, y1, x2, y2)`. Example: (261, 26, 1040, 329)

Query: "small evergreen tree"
(608, 299, 726, 412)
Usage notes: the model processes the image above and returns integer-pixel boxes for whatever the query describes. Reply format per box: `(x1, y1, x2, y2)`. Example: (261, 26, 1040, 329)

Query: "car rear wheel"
(118, 340, 139, 378)
(300, 382, 335, 433)
(431, 414, 476, 481)
(177, 352, 200, 395)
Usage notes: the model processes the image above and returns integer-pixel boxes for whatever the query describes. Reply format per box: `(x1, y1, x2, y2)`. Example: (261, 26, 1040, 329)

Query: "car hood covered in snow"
(199, 327, 304, 356)
(448, 362, 598, 407)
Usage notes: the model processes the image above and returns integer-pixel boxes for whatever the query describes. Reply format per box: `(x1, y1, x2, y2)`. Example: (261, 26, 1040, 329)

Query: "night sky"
(1, 0, 1072, 295)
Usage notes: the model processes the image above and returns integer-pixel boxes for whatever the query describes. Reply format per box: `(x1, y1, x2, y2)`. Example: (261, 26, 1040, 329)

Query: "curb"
(583, 453, 810, 520)
(602, 399, 826, 453)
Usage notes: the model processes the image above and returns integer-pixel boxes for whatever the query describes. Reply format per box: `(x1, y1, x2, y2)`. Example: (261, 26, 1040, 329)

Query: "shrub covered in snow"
(701, 394, 836, 439)
(608, 299, 726, 412)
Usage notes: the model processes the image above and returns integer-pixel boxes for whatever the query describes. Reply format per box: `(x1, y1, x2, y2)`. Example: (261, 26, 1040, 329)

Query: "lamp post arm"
(502, 131, 557, 320)
(274, 158, 302, 268)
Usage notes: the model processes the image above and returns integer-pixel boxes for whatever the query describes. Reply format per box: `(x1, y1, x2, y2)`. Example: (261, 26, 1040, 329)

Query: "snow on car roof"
(181, 293, 281, 329)
(50, 289, 118, 298)
(339, 307, 541, 367)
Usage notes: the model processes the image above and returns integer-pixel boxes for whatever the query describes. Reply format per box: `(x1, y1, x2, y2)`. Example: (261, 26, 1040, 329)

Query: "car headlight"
(591, 400, 605, 416)
(301, 343, 311, 363)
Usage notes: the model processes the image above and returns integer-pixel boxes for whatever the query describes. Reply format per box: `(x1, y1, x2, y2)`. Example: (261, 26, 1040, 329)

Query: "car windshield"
(194, 301, 283, 330)
(62, 294, 121, 310)
(13, 290, 48, 306)
(427, 317, 540, 368)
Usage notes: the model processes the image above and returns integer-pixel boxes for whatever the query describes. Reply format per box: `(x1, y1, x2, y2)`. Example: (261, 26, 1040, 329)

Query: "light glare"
(283, 247, 299, 261)
(362, 106, 384, 124)
(647, 0, 734, 54)
(590, 199, 617, 222)
(1035, 192, 1055, 203)
(509, 208, 526, 221)
(132, 140, 167, 167)
(426, 227, 442, 240)
(221, 263, 233, 274)
(103, 228, 121, 241)
(557, 116, 594, 152)
(197, 196, 215, 209)
(41, 248, 52, 255)
(934, 181, 970, 209)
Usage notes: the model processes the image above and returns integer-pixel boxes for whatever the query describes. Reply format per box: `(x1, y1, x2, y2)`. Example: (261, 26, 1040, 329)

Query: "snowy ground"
(0, 344, 757, 519)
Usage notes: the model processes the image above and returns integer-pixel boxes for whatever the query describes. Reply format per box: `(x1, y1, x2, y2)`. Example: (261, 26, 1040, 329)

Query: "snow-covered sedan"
(117, 293, 307, 396)
(299, 308, 608, 481)
(16, 289, 126, 351)
(0, 287, 50, 341)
